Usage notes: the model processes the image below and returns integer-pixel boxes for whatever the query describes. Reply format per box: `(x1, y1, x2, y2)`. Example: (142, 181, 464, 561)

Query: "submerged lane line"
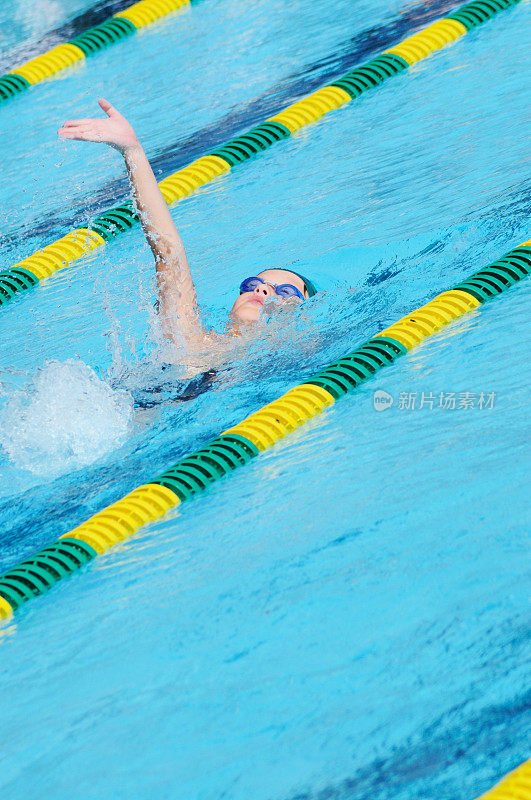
(0, 0, 522, 308)
(0, 239, 528, 620)
(0, 0, 191, 102)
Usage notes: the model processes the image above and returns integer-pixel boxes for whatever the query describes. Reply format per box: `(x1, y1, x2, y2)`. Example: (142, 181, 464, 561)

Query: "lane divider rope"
(0, 239, 528, 619)
(0, 0, 190, 102)
(0, 0, 522, 310)
(475, 758, 531, 798)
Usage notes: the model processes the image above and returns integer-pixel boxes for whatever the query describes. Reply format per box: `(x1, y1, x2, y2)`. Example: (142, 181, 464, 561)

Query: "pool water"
(0, 0, 529, 798)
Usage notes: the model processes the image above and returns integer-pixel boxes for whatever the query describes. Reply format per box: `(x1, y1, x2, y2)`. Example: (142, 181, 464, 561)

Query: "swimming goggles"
(239, 276, 304, 300)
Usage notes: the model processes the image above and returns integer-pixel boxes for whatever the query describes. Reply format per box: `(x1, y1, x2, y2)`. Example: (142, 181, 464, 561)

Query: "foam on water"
(0, 359, 133, 476)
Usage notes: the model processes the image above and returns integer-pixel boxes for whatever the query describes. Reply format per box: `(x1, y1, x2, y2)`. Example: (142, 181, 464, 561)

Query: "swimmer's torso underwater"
(123, 365, 218, 410)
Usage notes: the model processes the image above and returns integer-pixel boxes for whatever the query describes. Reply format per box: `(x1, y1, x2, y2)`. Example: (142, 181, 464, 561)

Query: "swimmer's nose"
(254, 283, 274, 298)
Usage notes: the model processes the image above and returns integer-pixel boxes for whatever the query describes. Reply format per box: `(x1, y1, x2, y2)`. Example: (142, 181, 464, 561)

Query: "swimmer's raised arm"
(58, 98, 205, 347)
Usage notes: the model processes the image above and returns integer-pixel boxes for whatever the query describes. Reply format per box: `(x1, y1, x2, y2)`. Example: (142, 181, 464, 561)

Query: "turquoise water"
(0, 0, 106, 69)
(0, 0, 530, 798)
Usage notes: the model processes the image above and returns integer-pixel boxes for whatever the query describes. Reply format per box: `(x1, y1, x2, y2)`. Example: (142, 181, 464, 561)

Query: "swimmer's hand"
(57, 98, 139, 153)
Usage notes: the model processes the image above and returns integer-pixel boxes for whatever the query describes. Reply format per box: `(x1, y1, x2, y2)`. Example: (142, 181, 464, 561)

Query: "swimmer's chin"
(229, 304, 263, 324)
(229, 298, 299, 325)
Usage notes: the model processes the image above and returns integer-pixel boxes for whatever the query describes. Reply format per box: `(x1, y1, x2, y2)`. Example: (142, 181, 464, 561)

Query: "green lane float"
(68, 17, 137, 57)
(0, 0, 190, 102)
(302, 337, 407, 400)
(0, 72, 30, 101)
(448, 0, 521, 30)
(0, 539, 96, 613)
(0, 0, 522, 309)
(0, 240, 529, 620)
(0, 267, 39, 304)
(209, 122, 291, 167)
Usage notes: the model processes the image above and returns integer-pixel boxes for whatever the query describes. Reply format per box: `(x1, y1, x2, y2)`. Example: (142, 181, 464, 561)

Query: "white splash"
(0, 360, 133, 476)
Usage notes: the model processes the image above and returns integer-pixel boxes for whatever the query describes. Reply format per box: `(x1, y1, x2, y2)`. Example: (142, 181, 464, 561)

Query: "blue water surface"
(0, 0, 529, 798)
(0, 0, 102, 64)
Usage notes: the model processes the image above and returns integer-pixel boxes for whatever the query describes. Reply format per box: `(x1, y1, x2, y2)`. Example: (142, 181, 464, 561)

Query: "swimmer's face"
(229, 269, 308, 323)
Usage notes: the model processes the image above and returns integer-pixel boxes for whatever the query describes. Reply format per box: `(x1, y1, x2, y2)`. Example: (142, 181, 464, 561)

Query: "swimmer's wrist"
(121, 140, 143, 157)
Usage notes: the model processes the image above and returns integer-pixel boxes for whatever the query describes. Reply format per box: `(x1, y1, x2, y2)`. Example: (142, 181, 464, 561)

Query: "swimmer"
(58, 99, 316, 356)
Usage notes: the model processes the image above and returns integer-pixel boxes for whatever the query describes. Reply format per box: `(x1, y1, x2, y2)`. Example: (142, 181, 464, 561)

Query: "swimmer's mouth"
(247, 297, 264, 306)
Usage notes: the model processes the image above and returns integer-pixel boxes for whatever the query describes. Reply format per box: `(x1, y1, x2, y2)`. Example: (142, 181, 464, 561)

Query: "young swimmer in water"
(58, 99, 316, 357)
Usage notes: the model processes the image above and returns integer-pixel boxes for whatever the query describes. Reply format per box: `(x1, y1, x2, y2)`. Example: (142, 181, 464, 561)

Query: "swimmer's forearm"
(123, 144, 183, 260)
(122, 144, 197, 301)
(122, 143, 204, 343)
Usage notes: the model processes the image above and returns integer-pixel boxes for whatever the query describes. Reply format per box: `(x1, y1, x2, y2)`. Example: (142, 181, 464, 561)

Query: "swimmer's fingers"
(99, 97, 121, 118)
(58, 125, 104, 143)
(58, 122, 92, 135)
(61, 99, 122, 127)
(61, 100, 122, 129)
(59, 99, 138, 151)
(58, 118, 95, 129)
(61, 119, 97, 127)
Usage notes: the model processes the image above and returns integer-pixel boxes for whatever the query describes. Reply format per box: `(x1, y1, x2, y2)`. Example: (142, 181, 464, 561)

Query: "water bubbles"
(0, 359, 133, 477)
